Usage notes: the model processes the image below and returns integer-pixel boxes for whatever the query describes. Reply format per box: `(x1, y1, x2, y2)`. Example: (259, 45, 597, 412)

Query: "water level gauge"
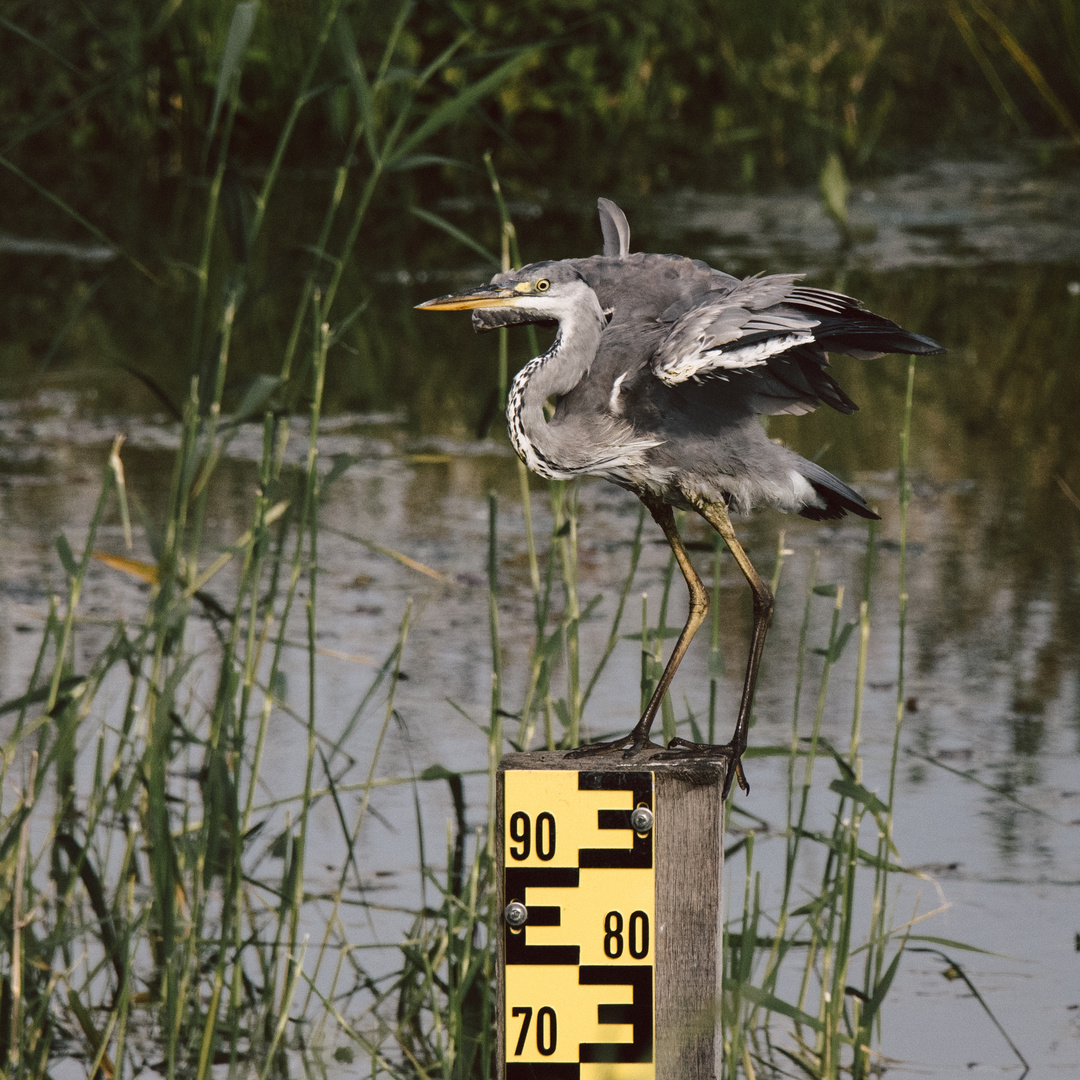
(501, 768, 656, 1079)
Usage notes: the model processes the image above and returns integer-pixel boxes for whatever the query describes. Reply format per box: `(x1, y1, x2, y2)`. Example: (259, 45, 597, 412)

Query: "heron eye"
(535, 279, 550, 292)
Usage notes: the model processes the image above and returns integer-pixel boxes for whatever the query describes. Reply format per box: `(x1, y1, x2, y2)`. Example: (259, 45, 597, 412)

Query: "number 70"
(511, 1005, 557, 1056)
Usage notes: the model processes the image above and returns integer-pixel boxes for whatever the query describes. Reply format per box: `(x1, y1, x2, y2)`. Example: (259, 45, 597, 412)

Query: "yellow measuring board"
(502, 769, 655, 1080)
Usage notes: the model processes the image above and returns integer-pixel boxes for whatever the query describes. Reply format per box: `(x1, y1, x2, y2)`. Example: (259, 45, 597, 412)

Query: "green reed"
(714, 359, 1023, 1078)
(0, 2, 525, 1075)
(4, 0, 1069, 224)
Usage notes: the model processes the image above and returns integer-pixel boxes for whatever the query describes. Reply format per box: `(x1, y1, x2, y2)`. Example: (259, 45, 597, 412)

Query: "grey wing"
(654, 275, 819, 381)
(598, 198, 631, 257)
(653, 275, 943, 415)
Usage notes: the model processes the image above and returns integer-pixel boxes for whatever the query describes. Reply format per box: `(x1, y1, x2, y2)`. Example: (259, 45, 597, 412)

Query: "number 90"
(508, 811, 556, 861)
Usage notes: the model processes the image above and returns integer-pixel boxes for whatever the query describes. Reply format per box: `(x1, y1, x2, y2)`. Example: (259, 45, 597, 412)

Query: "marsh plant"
(1, 4, 522, 1074)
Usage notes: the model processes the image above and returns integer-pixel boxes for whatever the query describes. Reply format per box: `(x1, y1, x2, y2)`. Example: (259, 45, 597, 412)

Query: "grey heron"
(417, 198, 943, 796)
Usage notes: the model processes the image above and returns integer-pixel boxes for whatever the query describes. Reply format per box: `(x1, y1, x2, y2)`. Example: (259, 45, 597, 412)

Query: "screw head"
(504, 901, 528, 928)
(630, 807, 654, 833)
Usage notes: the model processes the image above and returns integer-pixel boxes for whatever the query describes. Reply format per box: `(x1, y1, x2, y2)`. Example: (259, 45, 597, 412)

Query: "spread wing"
(652, 274, 944, 415)
(598, 197, 630, 257)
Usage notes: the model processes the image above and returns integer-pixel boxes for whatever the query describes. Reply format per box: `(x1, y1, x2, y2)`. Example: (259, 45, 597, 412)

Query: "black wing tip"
(818, 326, 946, 357)
(797, 460, 881, 521)
(799, 501, 881, 522)
(904, 333, 947, 355)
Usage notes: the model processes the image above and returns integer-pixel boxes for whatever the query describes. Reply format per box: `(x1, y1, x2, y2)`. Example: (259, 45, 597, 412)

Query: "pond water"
(1, 157, 1079, 1076)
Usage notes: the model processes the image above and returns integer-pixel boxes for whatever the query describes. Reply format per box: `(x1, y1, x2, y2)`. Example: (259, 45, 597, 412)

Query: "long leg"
(665, 499, 774, 796)
(569, 497, 709, 755)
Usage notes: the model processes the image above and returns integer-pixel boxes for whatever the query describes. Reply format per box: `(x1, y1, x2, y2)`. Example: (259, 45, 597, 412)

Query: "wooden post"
(497, 749, 727, 1079)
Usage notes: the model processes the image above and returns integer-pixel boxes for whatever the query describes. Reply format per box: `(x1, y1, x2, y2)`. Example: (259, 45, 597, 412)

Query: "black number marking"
(509, 812, 531, 861)
(508, 811, 557, 861)
(603, 910, 624, 958)
(512, 1006, 532, 1055)
(629, 910, 649, 959)
(536, 812, 556, 861)
(536, 1006, 557, 1055)
(511, 1005, 557, 1057)
(603, 910, 649, 959)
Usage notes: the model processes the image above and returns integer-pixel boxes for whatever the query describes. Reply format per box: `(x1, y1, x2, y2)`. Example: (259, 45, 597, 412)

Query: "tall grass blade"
(206, 2, 259, 158)
(391, 48, 536, 165)
(965, 0, 1080, 144)
(411, 206, 500, 265)
(0, 153, 157, 282)
(908, 948, 1029, 1071)
(948, 1, 1030, 134)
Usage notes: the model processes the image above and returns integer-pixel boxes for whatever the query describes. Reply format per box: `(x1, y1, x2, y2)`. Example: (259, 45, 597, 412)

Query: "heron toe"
(659, 736, 751, 798)
(565, 733, 665, 759)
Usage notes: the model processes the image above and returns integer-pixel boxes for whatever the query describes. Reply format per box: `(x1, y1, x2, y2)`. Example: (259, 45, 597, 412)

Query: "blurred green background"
(1, 0, 1077, 414)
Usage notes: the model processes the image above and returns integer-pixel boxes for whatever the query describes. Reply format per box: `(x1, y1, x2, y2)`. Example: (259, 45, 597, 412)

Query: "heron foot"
(566, 733, 665, 759)
(656, 736, 750, 798)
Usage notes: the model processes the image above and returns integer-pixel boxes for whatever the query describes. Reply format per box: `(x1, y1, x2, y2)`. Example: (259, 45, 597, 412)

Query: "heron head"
(416, 262, 601, 329)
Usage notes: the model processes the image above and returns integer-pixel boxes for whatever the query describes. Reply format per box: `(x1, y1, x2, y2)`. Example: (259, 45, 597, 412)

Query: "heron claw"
(566, 734, 665, 759)
(657, 737, 750, 798)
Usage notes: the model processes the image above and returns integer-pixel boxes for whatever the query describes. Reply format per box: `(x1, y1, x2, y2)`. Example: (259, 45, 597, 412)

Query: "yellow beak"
(415, 283, 520, 311)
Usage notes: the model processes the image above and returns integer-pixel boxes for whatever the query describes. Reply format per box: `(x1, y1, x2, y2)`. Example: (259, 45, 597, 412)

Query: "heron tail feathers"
(796, 458, 880, 521)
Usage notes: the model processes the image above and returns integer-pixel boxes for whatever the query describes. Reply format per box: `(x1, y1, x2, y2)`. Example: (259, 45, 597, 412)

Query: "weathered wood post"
(496, 749, 728, 1079)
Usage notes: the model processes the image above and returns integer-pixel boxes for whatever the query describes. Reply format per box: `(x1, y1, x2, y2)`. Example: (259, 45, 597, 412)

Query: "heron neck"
(507, 302, 605, 477)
